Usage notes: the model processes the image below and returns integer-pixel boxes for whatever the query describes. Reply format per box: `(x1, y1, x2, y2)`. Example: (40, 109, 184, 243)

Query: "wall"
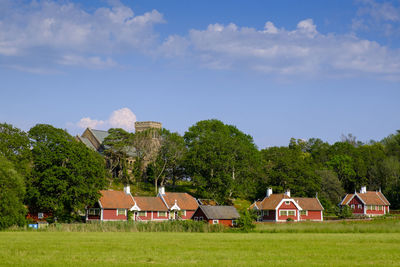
(300, 210, 322, 221)
(103, 209, 127, 221)
(277, 201, 298, 221)
(348, 196, 364, 214)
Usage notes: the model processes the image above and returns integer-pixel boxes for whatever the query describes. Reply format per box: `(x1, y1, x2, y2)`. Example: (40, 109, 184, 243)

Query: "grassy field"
(1, 231, 400, 266)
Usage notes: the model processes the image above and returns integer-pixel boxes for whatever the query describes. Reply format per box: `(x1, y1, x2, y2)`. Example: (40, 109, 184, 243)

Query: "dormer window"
(285, 201, 290, 205)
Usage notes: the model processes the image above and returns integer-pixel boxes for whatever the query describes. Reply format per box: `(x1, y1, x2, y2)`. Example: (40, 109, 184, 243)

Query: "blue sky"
(1, 0, 399, 148)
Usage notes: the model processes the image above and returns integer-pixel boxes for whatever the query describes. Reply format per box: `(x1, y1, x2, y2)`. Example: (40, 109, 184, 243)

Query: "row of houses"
(86, 186, 240, 227)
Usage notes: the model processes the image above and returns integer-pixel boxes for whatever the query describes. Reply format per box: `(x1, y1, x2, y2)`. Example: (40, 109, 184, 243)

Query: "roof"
(198, 205, 240, 220)
(162, 192, 198, 210)
(258, 194, 291, 210)
(99, 190, 134, 209)
(250, 201, 262, 210)
(76, 136, 97, 150)
(292, 197, 324, 211)
(341, 191, 390, 206)
(89, 129, 109, 144)
(133, 196, 168, 211)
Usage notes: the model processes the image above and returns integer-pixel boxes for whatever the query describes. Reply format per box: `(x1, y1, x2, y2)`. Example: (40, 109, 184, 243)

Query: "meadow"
(2, 219, 400, 266)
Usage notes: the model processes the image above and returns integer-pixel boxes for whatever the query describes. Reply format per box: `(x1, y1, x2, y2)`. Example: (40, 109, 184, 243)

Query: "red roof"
(162, 192, 198, 210)
(133, 196, 168, 211)
(258, 194, 291, 210)
(292, 197, 324, 211)
(99, 190, 135, 209)
(341, 191, 390, 206)
(251, 193, 323, 211)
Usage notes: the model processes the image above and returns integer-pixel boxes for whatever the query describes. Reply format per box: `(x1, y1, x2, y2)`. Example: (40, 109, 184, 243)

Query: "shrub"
(336, 206, 353, 219)
(236, 210, 256, 232)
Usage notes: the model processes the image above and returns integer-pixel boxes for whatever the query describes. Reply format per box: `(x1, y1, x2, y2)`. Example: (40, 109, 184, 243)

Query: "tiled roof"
(162, 192, 198, 210)
(199, 205, 240, 220)
(90, 129, 109, 144)
(250, 201, 262, 210)
(341, 191, 390, 206)
(133, 196, 168, 211)
(259, 194, 290, 210)
(76, 136, 96, 150)
(99, 190, 134, 209)
(293, 197, 324, 211)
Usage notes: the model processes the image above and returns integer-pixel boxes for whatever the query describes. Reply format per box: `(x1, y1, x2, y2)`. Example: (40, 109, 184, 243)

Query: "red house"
(158, 187, 199, 220)
(192, 205, 240, 227)
(340, 186, 390, 216)
(86, 188, 135, 221)
(131, 196, 169, 221)
(250, 188, 324, 222)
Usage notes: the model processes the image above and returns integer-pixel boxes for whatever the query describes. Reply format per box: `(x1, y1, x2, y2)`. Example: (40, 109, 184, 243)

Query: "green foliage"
(0, 123, 31, 176)
(236, 209, 256, 231)
(336, 205, 353, 219)
(27, 124, 106, 221)
(0, 156, 26, 229)
(184, 119, 262, 203)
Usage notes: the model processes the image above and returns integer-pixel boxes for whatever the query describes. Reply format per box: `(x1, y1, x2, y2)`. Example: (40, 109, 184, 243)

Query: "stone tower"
(135, 121, 162, 132)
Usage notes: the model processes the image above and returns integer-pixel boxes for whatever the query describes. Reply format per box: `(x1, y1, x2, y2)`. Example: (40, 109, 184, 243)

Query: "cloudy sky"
(1, 0, 399, 148)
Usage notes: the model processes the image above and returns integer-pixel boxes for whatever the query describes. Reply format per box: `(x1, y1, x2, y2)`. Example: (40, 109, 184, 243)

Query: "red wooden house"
(192, 205, 240, 227)
(131, 196, 169, 221)
(250, 188, 324, 222)
(158, 187, 199, 220)
(86, 188, 135, 221)
(340, 186, 390, 216)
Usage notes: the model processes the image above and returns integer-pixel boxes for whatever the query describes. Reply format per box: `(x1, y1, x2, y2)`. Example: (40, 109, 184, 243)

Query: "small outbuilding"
(192, 205, 240, 227)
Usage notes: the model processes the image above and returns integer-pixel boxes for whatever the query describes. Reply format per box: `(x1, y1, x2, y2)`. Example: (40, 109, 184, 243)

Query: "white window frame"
(232, 220, 237, 226)
(38, 212, 44, 219)
(285, 201, 290, 205)
(117, 209, 126, 216)
(158, 211, 167, 217)
(288, 210, 295, 216)
(358, 204, 362, 209)
(213, 220, 219, 224)
(199, 216, 203, 221)
(194, 217, 198, 221)
(300, 210, 308, 216)
(280, 210, 296, 216)
(181, 210, 186, 216)
(88, 208, 100, 216)
(351, 204, 355, 209)
(138, 211, 147, 217)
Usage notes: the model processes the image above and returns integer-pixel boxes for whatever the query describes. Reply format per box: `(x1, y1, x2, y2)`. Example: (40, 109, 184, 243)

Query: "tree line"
(1, 120, 400, 228)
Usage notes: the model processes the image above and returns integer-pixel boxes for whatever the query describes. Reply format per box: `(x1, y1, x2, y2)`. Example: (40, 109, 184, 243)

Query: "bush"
(236, 210, 256, 232)
(336, 206, 353, 219)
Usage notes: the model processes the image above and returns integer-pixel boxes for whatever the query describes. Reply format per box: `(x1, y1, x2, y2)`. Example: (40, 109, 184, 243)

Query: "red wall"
(192, 208, 207, 221)
(300, 210, 322, 221)
(277, 201, 298, 221)
(181, 210, 195, 220)
(366, 207, 385, 215)
(103, 209, 127, 221)
(152, 211, 169, 220)
(208, 219, 233, 227)
(348, 197, 364, 214)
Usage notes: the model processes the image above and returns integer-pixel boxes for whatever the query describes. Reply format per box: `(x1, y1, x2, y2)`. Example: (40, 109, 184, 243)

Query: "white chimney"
(360, 186, 367, 194)
(267, 188, 273, 197)
(285, 189, 291, 197)
(159, 186, 165, 195)
(124, 185, 131, 195)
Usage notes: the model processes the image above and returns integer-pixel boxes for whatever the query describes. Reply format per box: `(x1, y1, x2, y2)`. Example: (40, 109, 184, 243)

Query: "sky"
(1, 0, 400, 149)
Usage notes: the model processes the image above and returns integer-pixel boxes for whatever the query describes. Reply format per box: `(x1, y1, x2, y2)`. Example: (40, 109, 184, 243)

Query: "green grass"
(0, 232, 399, 266)
(255, 217, 400, 233)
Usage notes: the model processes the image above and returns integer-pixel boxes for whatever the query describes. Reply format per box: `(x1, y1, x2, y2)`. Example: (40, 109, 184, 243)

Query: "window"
(288, 210, 295, 216)
(181, 210, 186, 216)
(138, 211, 147, 217)
(351, 204, 355, 209)
(262, 210, 269, 216)
(38, 213, 44, 219)
(300, 210, 307, 216)
(232, 220, 237, 226)
(194, 217, 198, 221)
(158, 211, 166, 217)
(378, 206, 383, 211)
(199, 216, 203, 221)
(213, 220, 219, 224)
(358, 204, 362, 209)
(88, 208, 100, 216)
(280, 210, 295, 216)
(117, 209, 125, 216)
(285, 201, 290, 205)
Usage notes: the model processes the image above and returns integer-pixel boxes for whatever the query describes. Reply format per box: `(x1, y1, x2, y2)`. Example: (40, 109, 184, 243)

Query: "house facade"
(340, 186, 390, 216)
(192, 205, 240, 227)
(250, 188, 324, 222)
(86, 186, 198, 222)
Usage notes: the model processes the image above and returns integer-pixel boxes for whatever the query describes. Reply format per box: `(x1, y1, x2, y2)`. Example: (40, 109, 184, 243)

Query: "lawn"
(1, 232, 400, 266)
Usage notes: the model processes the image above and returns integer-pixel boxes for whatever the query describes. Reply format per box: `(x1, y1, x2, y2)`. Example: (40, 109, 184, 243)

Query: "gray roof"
(198, 205, 240, 220)
(89, 129, 109, 144)
(77, 136, 96, 150)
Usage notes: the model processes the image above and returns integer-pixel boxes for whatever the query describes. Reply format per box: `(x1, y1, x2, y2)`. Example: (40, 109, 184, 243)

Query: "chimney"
(360, 186, 367, 194)
(124, 185, 131, 195)
(159, 186, 165, 195)
(285, 189, 291, 197)
(266, 188, 273, 197)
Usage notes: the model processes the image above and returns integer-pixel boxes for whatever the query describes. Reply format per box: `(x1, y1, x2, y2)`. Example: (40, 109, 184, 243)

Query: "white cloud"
(0, 1, 164, 69)
(159, 18, 400, 79)
(75, 108, 137, 132)
(109, 108, 137, 131)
